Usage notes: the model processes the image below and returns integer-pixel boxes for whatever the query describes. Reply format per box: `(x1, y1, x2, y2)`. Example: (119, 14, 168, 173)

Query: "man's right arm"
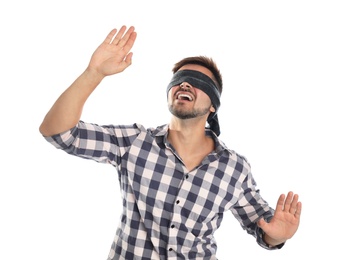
(39, 68, 104, 136)
(39, 25, 137, 137)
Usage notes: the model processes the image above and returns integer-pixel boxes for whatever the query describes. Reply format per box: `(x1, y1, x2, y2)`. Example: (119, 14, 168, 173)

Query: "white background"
(1, 0, 343, 259)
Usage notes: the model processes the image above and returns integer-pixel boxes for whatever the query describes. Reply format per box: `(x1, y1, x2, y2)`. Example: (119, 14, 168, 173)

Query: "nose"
(180, 82, 192, 90)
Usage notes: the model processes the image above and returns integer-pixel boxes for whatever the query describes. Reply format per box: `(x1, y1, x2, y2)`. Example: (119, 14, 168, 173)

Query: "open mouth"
(176, 92, 194, 101)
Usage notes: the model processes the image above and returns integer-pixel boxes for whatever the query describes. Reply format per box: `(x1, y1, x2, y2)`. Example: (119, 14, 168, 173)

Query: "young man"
(39, 25, 302, 260)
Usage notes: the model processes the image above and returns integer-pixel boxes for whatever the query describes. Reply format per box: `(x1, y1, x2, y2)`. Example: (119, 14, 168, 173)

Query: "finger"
(283, 191, 294, 212)
(257, 217, 267, 229)
(122, 30, 137, 54)
(295, 201, 302, 219)
(117, 26, 136, 48)
(110, 25, 127, 45)
(275, 193, 286, 212)
(122, 52, 134, 69)
(289, 193, 299, 214)
(104, 28, 119, 44)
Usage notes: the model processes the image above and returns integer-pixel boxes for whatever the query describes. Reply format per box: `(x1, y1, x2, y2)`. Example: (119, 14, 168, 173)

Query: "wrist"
(85, 66, 106, 82)
(263, 233, 285, 248)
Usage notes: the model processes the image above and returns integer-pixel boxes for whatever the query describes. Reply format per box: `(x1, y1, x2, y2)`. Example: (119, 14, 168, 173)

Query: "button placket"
(167, 171, 192, 257)
(167, 195, 183, 256)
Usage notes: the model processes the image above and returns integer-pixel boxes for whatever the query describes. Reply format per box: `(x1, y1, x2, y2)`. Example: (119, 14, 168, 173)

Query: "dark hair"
(172, 56, 223, 94)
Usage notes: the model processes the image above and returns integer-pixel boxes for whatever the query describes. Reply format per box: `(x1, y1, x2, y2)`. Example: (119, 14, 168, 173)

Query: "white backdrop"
(1, 0, 343, 259)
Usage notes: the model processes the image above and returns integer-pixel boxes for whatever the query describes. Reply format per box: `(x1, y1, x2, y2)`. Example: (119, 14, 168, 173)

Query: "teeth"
(177, 94, 193, 101)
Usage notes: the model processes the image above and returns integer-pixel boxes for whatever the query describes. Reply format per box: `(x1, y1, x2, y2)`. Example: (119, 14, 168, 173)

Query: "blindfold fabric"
(166, 70, 221, 136)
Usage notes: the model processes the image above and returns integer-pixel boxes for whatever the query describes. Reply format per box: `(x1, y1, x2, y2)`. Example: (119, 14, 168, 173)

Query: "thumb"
(257, 218, 268, 229)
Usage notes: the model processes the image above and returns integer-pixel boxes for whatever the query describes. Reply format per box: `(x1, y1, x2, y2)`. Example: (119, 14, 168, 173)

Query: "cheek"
(168, 86, 179, 99)
(167, 89, 174, 103)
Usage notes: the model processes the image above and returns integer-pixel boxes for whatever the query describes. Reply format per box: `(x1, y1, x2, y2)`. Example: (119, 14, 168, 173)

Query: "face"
(168, 64, 216, 120)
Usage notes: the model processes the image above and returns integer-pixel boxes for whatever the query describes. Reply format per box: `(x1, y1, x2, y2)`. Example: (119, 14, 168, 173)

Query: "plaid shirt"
(44, 121, 279, 260)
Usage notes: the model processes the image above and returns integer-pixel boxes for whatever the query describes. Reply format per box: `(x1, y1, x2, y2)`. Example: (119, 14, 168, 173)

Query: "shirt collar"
(150, 124, 230, 155)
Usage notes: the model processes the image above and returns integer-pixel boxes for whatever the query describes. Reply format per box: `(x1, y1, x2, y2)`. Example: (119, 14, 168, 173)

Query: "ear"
(210, 105, 216, 113)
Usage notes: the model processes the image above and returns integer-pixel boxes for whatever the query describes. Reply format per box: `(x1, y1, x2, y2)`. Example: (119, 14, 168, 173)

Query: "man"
(39, 25, 302, 260)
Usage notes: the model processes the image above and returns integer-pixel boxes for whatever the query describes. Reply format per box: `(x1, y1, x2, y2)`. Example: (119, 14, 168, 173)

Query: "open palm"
(258, 191, 302, 244)
(88, 25, 137, 77)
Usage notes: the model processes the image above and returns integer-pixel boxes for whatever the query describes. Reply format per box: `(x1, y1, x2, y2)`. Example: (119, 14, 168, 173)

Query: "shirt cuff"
(256, 226, 285, 250)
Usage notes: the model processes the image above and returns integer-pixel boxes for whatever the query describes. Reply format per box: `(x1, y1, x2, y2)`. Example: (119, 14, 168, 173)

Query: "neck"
(167, 117, 215, 171)
(168, 117, 206, 143)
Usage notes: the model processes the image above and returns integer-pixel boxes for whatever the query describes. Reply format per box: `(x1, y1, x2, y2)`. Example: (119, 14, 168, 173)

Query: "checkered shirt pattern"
(44, 121, 279, 259)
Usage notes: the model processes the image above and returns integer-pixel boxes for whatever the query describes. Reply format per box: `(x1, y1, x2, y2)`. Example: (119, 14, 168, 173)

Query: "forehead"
(178, 64, 214, 80)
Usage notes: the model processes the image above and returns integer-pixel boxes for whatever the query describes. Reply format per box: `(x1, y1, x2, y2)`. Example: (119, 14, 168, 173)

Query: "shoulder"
(216, 138, 251, 169)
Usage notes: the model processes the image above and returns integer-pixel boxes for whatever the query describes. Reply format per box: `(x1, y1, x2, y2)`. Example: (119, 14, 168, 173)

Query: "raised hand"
(257, 191, 302, 246)
(88, 25, 137, 77)
(39, 26, 137, 137)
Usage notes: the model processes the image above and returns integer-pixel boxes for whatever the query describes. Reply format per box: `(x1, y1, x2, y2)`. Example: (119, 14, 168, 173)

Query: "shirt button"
(169, 248, 173, 251)
(171, 224, 175, 228)
(185, 174, 189, 179)
(176, 200, 180, 204)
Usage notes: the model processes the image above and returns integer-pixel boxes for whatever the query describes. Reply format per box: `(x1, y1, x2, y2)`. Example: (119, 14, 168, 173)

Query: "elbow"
(39, 122, 50, 137)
